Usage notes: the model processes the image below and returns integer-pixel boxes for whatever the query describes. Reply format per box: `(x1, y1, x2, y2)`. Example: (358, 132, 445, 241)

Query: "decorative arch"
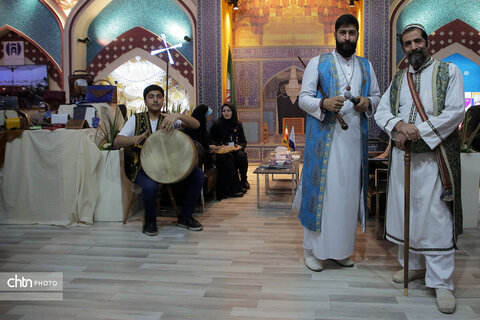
(87, 27, 193, 87)
(389, 0, 480, 76)
(64, 0, 196, 99)
(397, 19, 480, 70)
(0, 26, 62, 89)
(94, 47, 194, 102)
(262, 65, 306, 135)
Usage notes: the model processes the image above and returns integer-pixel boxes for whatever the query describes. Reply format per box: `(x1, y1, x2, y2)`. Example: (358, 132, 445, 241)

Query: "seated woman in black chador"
(183, 104, 213, 169)
(208, 103, 249, 200)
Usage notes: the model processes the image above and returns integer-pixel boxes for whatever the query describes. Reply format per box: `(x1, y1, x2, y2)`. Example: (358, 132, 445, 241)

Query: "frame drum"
(141, 129, 197, 184)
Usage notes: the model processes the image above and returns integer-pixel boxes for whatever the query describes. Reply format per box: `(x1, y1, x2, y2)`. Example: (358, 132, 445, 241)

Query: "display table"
(0, 129, 133, 226)
(253, 151, 301, 208)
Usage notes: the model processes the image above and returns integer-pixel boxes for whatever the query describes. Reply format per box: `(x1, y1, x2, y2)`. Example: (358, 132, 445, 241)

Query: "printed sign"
(2, 41, 24, 65)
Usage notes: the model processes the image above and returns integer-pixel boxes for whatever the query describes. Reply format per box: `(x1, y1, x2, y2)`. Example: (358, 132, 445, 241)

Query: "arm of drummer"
(114, 132, 148, 148)
(160, 113, 200, 130)
(114, 114, 148, 148)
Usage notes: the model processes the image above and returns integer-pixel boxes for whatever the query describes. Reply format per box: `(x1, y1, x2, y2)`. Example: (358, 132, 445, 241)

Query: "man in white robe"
(374, 23, 464, 314)
(298, 14, 380, 272)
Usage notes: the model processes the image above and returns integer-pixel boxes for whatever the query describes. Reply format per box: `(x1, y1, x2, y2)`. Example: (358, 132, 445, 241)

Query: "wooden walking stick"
(403, 141, 411, 296)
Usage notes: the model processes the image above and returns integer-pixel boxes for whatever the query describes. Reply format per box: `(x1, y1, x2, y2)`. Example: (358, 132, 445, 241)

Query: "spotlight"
(184, 35, 192, 42)
(77, 36, 90, 44)
(228, 0, 239, 10)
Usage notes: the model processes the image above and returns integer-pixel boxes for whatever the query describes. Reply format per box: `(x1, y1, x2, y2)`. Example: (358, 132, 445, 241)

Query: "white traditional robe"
(374, 59, 465, 255)
(299, 51, 380, 259)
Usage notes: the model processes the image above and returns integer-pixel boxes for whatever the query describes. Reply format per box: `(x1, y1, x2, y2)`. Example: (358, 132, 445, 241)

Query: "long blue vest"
(298, 53, 371, 232)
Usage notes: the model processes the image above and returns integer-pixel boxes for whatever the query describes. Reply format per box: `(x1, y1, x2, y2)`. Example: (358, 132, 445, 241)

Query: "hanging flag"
(281, 125, 289, 148)
(289, 126, 296, 151)
(226, 47, 236, 105)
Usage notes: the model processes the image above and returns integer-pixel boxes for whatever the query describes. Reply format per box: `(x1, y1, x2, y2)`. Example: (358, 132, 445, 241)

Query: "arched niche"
(262, 66, 306, 135)
(94, 47, 194, 113)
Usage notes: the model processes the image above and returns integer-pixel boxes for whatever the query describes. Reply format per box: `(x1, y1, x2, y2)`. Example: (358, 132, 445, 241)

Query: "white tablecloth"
(0, 129, 133, 226)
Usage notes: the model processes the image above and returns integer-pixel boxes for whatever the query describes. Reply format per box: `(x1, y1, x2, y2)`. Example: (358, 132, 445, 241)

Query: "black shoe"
(242, 180, 250, 190)
(142, 223, 159, 236)
(177, 216, 203, 231)
(228, 191, 244, 198)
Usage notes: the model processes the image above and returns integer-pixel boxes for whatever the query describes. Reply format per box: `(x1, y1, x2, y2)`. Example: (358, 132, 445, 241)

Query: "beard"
(336, 40, 357, 58)
(407, 49, 428, 69)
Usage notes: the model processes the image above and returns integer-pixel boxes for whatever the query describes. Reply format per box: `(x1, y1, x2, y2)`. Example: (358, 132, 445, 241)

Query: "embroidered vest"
(127, 112, 163, 182)
(389, 61, 463, 240)
(298, 53, 371, 232)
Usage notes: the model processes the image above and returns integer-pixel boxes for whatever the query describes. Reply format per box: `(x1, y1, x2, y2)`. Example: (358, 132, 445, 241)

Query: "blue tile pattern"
(87, 0, 193, 64)
(395, 0, 480, 66)
(197, 1, 222, 115)
(0, 0, 62, 67)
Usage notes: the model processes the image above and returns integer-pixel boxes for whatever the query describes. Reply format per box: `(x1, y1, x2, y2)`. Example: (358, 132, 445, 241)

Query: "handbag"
(85, 79, 117, 103)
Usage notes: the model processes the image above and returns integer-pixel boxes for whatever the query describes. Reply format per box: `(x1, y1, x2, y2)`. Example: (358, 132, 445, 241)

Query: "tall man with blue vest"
(375, 23, 464, 314)
(297, 14, 380, 271)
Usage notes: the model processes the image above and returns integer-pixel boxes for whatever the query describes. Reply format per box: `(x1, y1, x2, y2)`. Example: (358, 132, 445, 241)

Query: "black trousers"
(215, 150, 248, 199)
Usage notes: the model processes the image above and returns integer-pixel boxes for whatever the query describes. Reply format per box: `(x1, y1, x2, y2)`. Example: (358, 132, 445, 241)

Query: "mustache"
(407, 49, 426, 67)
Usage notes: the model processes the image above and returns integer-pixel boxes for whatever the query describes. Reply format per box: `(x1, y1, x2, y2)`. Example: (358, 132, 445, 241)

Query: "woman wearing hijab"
(209, 103, 249, 200)
(183, 104, 213, 169)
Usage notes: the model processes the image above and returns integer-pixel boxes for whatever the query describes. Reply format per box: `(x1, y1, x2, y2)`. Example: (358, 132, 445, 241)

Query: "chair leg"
(166, 185, 179, 216)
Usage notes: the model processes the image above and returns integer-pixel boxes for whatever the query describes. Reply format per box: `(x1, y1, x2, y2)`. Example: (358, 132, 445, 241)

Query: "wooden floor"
(1, 169, 479, 320)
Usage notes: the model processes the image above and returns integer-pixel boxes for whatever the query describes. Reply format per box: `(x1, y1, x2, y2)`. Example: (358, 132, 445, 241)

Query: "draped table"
(0, 129, 134, 226)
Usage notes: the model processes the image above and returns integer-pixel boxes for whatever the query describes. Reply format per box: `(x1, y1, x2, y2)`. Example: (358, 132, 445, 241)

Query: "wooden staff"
(403, 141, 411, 296)
(297, 56, 348, 130)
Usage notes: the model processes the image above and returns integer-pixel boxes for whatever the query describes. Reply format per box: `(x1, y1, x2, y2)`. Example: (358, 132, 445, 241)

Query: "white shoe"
(392, 269, 426, 283)
(333, 257, 354, 267)
(305, 255, 323, 272)
(436, 288, 456, 314)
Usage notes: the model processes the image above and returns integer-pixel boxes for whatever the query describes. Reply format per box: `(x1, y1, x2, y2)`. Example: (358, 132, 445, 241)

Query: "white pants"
(398, 246, 454, 290)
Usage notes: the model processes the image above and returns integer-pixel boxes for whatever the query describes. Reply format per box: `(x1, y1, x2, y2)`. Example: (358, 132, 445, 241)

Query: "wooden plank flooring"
(0, 169, 479, 320)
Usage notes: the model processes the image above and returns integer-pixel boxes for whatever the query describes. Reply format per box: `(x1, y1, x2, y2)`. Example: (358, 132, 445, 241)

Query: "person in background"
(183, 104, 213, 169)
(208, 103, 249, 200)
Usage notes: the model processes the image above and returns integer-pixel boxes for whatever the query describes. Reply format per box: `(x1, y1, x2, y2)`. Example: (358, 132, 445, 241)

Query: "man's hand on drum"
(209, 144, 220, 151)
(233, 144, 242, 151)
(132, 132, 148, 145)
(159, 113, 181, 130)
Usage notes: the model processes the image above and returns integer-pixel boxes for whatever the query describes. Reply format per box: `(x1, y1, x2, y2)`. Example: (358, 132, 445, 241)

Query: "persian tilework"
(395, 0, 480, 66)
(398, 19, 480, 70)
(238, 111, 261, 144)
(245, 147, 261, 163)
(0, 32, 62, 88)
(364, 0, 389, 140)
(263, 111, 275, 135)
(86, 27, 193, 85)
(364, 0, 389, 92)
(243, 122, 259, 144)
(234, 61, 261, 109)
(87, 0, 193, 64)
(197, 1, 222, 112)
(262, 60, 304, 87)
(263, 100, 276, 112)
(294, 47, 332, 60)
(0, 1, 62, 66)
(234, 47, 295, 60)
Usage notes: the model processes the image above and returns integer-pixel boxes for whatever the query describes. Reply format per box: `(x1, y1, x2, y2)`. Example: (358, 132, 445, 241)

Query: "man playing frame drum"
(115, 85, 204, 235)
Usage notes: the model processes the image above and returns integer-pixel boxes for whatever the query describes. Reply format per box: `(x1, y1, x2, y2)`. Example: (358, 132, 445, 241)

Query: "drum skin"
(141, 129, 196, 184)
